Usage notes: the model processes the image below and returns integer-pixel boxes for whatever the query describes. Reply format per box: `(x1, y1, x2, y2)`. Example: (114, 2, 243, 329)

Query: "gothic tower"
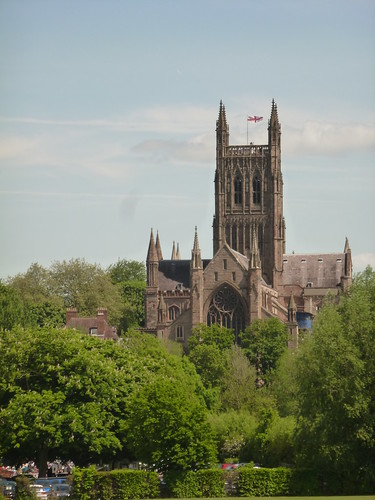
(213, 100, 285, 288)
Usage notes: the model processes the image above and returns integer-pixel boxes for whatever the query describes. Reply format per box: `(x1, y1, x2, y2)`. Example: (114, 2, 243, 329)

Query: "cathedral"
(144, 100, 352, 347)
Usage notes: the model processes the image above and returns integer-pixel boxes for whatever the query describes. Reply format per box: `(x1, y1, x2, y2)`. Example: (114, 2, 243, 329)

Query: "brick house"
(65, 307, 118, 340)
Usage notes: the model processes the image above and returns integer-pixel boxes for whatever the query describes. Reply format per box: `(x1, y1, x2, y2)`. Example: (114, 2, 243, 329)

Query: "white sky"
(1, 0, 374, 279)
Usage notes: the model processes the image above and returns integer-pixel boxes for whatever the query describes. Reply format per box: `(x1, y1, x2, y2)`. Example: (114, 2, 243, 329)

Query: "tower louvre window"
(253, 176, 261, 204)
(234, 176, 243, 204)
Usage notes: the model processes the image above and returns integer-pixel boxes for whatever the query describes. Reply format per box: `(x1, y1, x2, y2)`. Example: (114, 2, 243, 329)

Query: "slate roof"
(66, 316, 118, 340)
(158, 259, 210, 290)
(282, 252, 346, 289)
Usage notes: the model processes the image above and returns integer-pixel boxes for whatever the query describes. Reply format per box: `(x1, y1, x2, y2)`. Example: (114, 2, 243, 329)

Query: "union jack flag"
(248, 115, 263, 122)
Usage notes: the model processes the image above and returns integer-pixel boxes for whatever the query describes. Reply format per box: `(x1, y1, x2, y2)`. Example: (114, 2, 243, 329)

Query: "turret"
(268, 99, 281, 151)
(155, 231, 163, 261)
(190, 227, 204, 326)
(145, 228, 159, 329)
(341, 237, 353, 291)
(216, 100, 229, 158)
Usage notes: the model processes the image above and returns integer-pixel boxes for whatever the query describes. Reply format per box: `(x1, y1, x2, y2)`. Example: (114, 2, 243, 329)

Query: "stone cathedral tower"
(213, 100, 285, 288)
(144, 100, 352, 347)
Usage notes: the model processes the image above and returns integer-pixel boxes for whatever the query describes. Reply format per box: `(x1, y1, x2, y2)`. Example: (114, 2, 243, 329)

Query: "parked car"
(0, 479, 16, 498)
(30, 483, 48, 499)
(51, 483, 71, 497)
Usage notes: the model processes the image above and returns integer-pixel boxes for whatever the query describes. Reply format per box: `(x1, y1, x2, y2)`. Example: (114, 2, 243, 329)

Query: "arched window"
(168, 305, 179, 321)
(206, 285, 245, 342)
(253, 176, 261, 204)
(234, 176, 243, 204)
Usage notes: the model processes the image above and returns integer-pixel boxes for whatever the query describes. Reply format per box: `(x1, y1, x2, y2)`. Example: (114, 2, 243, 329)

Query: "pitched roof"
(158, 259, 210, 290)
(282, 252, 346, 288)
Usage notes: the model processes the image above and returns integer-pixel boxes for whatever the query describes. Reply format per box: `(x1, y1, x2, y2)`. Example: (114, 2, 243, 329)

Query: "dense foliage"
(1, 258, 146, 332)
(293, 266, 375, 492)
(1, 263, 374, 495)
(0, 328, 214, 475)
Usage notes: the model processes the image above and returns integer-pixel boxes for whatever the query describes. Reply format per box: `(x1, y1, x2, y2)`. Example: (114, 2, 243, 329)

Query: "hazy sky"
(1, 0, 374, 279)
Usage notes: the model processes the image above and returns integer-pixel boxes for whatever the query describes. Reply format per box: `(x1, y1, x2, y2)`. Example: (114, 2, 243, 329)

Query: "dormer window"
(89, 327, 98, 336)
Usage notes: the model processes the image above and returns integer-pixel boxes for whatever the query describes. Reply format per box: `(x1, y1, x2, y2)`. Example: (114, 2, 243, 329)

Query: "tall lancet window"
(253, 175, 261, 204)
(234, 176, 243, 204)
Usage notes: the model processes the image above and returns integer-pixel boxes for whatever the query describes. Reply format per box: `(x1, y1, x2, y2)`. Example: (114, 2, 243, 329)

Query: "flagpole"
(247, 116, 248, 145)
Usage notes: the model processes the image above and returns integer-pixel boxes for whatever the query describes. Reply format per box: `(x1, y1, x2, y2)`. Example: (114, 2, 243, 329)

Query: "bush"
(15, 476, 36, 500)
(237, 467, 291, 496)
(72, 467, 160, 500)
(163, 469, 225, 498)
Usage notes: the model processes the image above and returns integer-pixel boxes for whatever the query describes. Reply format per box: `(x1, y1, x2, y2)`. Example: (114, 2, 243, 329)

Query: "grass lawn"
(156, 497, 375, 500)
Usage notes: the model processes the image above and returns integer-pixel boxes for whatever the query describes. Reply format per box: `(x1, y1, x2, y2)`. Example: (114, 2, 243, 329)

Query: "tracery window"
(206, 285, 245, 342)
(234, 176, 242, 204)
(253, 175, 261, 204)
(168, 305, 179, 321)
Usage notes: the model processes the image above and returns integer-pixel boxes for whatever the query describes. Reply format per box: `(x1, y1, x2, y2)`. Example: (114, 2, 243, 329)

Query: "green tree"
(188, 343, 228, 389)
(0, 281, 26, 329)
(107, 259, 146, 332)
(50, 258, 123, 324)
(107, 259, 146, 283)
(125, 372, 217, 471)
(220, 345, 257, 411)
(9, 263, 52, 304)
(188, 323, 234, 352)
(8, 259, 123, 328)
(118, 281, 146, 332)
(209, 410, 257, 462)
(240, 318, 288, 385)
(0, 327, 174, 476)
(8, 264, 65, 328)
(271, 348, 299, 417)
(294, 267, 375, 492)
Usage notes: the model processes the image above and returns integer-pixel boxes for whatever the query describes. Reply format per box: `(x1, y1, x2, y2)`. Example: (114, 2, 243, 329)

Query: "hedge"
(72, 465, 322, 498)
(163, 469, 225, 498)
(237, 467, 291, 496)
(72, 467, 160, 500)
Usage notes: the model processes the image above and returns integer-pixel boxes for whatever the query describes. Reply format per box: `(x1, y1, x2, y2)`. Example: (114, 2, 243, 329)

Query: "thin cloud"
(353, 253, 375, 272)
(0, 105, 214, 134)
(132, 134, 214, 165)
(284, 121, 375, 156)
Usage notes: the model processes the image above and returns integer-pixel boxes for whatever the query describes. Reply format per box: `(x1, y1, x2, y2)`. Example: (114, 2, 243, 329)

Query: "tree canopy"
(0, 327, 216, 475)
(293, 267, 375, 491)
(5, 258, 147, 333)
(240, 318, 288, 385)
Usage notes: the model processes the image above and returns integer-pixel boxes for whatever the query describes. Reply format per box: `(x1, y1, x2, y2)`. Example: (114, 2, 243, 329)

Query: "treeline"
(0, 258, 146, 332)
(0, 264, 374, 494)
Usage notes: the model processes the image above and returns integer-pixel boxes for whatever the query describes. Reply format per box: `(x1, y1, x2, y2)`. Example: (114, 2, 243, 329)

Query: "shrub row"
(237, 467, 320, 496)
(71, 467, 160, 500)
(163, 469, 225, 498)
(72, 465, 321, 498)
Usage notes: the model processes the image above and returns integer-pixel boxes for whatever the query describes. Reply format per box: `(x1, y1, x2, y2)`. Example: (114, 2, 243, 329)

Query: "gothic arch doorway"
(206, 284, 245, 342)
